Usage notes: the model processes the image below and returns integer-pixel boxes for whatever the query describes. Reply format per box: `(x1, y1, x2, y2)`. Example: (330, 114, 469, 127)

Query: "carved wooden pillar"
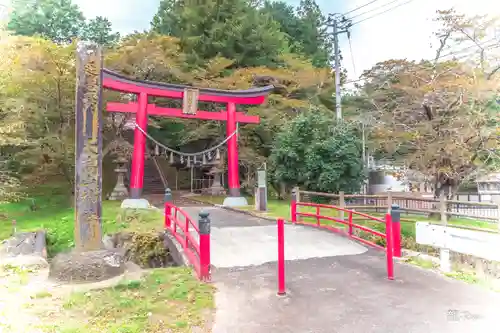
(74, 42, 103, 251)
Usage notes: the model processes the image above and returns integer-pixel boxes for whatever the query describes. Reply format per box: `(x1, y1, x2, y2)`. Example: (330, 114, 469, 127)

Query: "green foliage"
(7, 0, 85, 43)
(262, 0, 333, 68)
(0, 36, 76, 186)
(269, 111, 365, 193)
(151, 0, 288, 67)
(7, 0, 119, 45)
(82, 16, 120, 46)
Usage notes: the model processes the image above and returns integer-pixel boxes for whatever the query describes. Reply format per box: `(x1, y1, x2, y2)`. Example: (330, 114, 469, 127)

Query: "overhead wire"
(346, 0, 402, 21)
(342, 0, 381, 17)
(350, 0, 417, 26)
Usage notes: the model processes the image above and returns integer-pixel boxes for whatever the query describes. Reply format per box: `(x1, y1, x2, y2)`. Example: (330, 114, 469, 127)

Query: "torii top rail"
(102, 68, 274, 201)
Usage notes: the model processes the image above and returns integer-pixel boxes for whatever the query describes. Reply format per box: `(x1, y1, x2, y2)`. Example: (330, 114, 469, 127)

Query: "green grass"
(0, 194, 164, 257)
(34, 267, 214, 333)
(0, 189, 215, 332)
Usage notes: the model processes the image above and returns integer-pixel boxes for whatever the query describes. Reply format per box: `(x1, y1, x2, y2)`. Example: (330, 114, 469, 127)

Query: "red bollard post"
(164, 188, 173, 229)
(385, 213, 394, 280)
(391, 204, 402, 258)
(291, 188, 297, 224)
(277, 218, 286, 295)
(199, 211, 211, 281)
(348, 211, 353, 236)
(164, 203, 171, 229)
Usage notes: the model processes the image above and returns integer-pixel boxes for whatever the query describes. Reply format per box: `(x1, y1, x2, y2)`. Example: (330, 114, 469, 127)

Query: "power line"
(350, 0, 417, 27)
(347, 33, 358, 78)
(342, 0, 381, 17)
(347, 0, 402, 21)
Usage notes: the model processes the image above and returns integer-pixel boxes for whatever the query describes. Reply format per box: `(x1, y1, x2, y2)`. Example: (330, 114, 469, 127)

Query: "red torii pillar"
(129, 92, 148, 199)
(102, 69, 273, 207)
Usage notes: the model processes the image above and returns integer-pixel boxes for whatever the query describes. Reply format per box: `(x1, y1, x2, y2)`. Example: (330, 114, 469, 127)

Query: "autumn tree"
(361, 9, 500, 198)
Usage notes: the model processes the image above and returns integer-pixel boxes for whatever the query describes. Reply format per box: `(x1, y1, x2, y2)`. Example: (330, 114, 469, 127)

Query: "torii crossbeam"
(103, 69, 274, 207)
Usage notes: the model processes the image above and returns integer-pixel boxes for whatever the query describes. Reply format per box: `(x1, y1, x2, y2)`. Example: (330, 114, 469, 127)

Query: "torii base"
(222, 196, 248, 207)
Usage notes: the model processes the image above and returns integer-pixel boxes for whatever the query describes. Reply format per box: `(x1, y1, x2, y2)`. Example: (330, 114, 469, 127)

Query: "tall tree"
(269, 111, 365, 195)
(360, 10, 500, 198)
(7, 0, 85, 43)
(82, 16, 120, 46)
(295, 0, 332, 68)
(262, 0, 333, 68)
(151, 0, 288, 67)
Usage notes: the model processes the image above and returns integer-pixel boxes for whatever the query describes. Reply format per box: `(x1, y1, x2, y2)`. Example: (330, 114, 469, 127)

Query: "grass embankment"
(0, 194, 163, 257)
(0, 191, 215, 333)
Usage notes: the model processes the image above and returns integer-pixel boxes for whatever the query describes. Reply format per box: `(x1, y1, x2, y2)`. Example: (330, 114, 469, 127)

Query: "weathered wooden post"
(73, 42, 104, 251)
(339, 191, 345, 220)
(49, 42, 125, 283)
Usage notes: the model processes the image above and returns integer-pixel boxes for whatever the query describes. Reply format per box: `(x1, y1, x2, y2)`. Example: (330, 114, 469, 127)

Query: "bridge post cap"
(199, 211, 210, 219)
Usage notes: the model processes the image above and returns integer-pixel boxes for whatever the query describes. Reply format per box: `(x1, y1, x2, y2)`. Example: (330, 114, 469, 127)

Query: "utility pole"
(333, 20, 342, 120)
(327, 14, 351, 121)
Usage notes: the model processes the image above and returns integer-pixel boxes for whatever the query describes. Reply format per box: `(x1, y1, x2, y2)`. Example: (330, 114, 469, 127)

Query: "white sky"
(342, 0, 500, 80)
(1, 0, 499, 81)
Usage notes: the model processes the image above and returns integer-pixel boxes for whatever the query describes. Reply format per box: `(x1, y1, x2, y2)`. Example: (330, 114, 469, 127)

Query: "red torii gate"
(102, 69, 273, 206)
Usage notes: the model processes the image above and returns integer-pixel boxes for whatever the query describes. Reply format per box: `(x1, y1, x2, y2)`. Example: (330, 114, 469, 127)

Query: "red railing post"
(390, 204, 402, 258)
(291, 188, 298, 224)
(199, 211, 211, 281)
(316, 206, 321, 226)
(385, 213, 394, 280)
(277, 218, 286, 295)
(348, 211, 353, 236)
(185, 215, 189, 249)
(164, 188, 173, 229)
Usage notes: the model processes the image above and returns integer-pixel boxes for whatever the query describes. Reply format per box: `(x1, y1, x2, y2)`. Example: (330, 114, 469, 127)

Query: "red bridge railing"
(164, 202, 211, 281)
(291, 193, 396, 280)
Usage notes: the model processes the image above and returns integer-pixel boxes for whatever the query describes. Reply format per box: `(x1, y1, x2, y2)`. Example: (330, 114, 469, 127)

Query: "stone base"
(49, 249, 126, 283)
(120, 198, 150, 209)
(223, 196, 249, 207)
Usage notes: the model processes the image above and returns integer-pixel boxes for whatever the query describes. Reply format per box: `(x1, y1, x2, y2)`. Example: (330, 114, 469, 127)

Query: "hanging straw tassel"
(193, 155, 197, 165)
(154, 144, 160, 156)
(215, 148, 221, 160)
(202, 154, 207, 165)
(187, 156, 191, 167)
(169, 152, 174, 164)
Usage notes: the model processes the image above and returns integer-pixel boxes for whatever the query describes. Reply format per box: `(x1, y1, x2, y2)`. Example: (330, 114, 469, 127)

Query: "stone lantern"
(109, 157, 129, 200)
(207, 166, 225, 196)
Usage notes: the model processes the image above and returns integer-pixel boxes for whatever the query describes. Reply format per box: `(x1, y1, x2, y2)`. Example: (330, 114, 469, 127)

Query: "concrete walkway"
(181, 206, 500, 333)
